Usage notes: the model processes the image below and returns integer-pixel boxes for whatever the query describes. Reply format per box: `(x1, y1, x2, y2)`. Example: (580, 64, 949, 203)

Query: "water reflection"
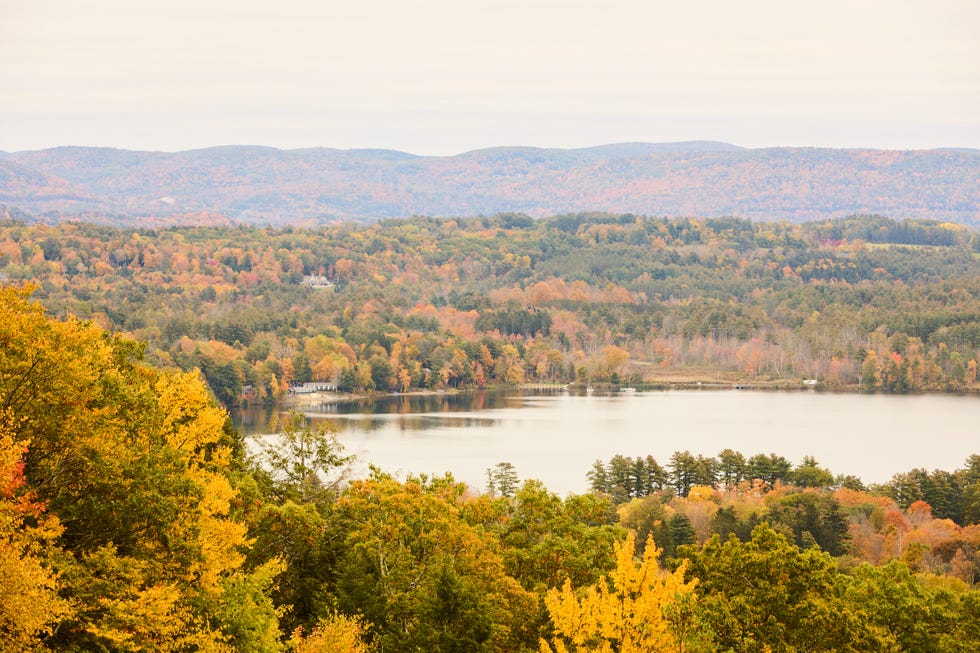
(231, 389, 979, 496)
(231, 389, 536, 436)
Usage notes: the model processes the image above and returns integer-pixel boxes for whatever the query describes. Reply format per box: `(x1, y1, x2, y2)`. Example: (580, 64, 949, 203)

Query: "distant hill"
(1, 142, 977, 226)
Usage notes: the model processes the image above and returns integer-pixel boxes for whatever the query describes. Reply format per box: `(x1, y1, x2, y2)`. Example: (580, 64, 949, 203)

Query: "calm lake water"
(231, 390, 978, 495)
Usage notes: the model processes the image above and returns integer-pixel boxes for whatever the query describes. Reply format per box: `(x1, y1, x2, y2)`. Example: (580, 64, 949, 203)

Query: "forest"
(1, 213, 978, 407)
(2, 284, 980, 651)
(3, 144, 977, 225)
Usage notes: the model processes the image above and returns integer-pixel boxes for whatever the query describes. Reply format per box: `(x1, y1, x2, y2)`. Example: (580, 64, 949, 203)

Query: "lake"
(231, 389, 979, 495)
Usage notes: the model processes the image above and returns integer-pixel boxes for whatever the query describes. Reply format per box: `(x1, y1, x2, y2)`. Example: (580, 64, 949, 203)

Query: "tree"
(746, 453, 792, 488)
(0, 430, 72, 645)
(259, 411, 353, 504)
(245, 499, 332, 634)
(642, 455, 669, 494)
(845, 561, 962, 652)
(0, 286, 282, 650)
(764, 491, 850, 556)
(789, 455, 835, 488)
(540, 532, 698, 653)
(492, 480, 624, 594)
(587, 459, 610, 494)
(670, 451, 699, 497)
(958, 455, 980, 525)
(329, 477, 536, 652)
(617, 495, 670, 556)
(717, 448, 746, 489)
(608, 455, 635, 501)
(289, 613, 372, 653)
(678, 524, 877, 652)
(487, 461, 520, 497)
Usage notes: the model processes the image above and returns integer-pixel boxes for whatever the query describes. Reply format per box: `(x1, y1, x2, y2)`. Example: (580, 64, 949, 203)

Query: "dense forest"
(2, 285, 980, 650)
(2, 213, 979, 406)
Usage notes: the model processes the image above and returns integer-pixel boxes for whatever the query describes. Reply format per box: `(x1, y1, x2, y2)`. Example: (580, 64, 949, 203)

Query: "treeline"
(2, 213, 979, 405)
(2, 288, 980, 650)
(587, 451, 980, 574)
(588, 450, 980, 524)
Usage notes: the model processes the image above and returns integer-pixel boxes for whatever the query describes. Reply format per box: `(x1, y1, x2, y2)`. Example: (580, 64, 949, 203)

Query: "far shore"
(249, 377, 979, 413)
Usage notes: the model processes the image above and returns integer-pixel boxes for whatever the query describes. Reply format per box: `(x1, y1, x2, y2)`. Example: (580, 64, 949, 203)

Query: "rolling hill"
(1, 142, 977, 226)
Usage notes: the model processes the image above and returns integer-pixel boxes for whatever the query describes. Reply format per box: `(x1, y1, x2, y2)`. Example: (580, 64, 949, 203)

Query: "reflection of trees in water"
(232, 404, 291, 435)
(310, 415, 498, 434)
(233, 388, 563, 436)
(328, 390, 505, 415)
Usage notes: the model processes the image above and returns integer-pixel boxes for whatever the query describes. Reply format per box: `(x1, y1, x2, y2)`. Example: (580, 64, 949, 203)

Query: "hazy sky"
(1, 0, 977, 153)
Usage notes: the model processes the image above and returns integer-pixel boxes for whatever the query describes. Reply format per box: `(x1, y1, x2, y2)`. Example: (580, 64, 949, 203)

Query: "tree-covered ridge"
(2, 144, 978, 225)
(3, 213, 978, 403)
(3, 289, 980, 651)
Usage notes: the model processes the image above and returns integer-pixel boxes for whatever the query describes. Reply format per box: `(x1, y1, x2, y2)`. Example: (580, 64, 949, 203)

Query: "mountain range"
(1, 142, 977, 227)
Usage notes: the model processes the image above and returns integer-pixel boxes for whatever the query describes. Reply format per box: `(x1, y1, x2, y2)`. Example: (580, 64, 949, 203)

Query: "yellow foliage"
(0, 431, 73, 645)
(0, 286, 276, 649)
(686, 485, 719, 503)
(90, 581, 191, 651)
(156, 370, 228, 456)
(290, 613, 372, 653)
(541, 533, 696, 653)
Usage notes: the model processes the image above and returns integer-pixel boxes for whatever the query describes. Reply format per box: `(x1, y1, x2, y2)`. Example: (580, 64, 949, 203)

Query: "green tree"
(670, 451, 699, 497)
(788, 455, 835, 488)
(586, 459, 610, 494)
(259, 411, 353, 504)
(329, 476, 536, 652)
(717, 448, 746, 489)
(845, 561, 962, 652)
(492, 480, 624, 594)
(486, 461, 520, 498)
(746, 453, 792, 488)
(678, 524, 878, 652)
(764, 491, 850, 556)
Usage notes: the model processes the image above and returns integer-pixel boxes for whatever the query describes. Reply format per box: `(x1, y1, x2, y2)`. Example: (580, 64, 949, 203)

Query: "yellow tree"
(289, 613, 372, 653)
(0, 430, 73, 645)
(0, 285, 282, 650)
(601, 345, 629, 381)
(541, 533, 697, 653)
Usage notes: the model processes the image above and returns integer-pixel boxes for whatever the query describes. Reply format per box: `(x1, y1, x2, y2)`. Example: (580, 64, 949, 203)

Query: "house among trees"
(301, 274, 334, 289)
(289, 381, 337, 393)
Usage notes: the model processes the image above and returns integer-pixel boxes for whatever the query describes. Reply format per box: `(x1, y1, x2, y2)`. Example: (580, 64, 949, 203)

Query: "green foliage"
(490, 481, 625, 594)
(245, 500, 331, 634)
(787, 455, 835, 488)
(486, 461, 520, 497)
(845, 561, 962, 652)
(678, 524, 877, 652)
(259, 411, 353, 504)
(328, 477, 537, 652)
(764, 491, 850, 556)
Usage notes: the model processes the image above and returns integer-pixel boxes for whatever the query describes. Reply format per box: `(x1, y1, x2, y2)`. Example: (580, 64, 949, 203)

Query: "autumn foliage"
(1, 214, 977, 409)
(2, 284, 980, 651)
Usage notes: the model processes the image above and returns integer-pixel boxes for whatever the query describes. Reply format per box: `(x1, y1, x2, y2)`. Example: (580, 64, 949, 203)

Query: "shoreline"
(275, 387, 460, 409)
(241, 379, 980, 413)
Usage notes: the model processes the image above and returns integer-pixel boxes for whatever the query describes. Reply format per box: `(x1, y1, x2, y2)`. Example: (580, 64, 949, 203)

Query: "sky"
(1, 0, 978, 154)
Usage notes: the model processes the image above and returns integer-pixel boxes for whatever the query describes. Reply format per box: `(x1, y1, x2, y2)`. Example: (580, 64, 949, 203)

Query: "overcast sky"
(1, 0, 977, 154)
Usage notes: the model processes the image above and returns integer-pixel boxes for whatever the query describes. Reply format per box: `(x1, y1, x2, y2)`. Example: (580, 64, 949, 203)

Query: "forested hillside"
(3, 286, 980, 650)
(3, 213, 979, 403)
(2, 143, 978, 225)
